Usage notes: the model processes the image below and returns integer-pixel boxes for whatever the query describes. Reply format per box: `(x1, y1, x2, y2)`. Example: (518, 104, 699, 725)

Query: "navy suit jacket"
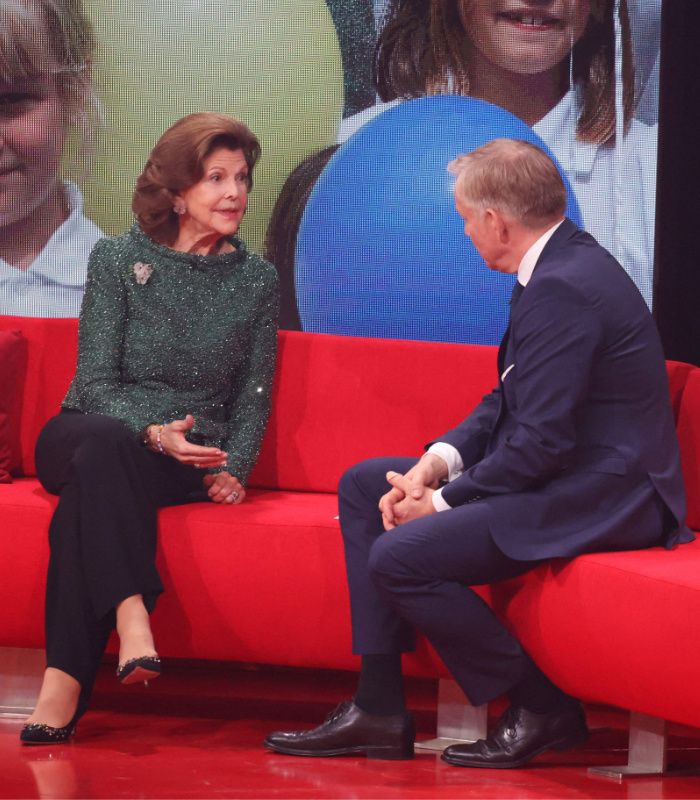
(437, 219, 693, 560)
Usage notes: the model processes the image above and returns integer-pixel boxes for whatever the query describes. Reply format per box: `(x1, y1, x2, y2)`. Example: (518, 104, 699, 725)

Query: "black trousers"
(340, 457, 566, 707)
(35, 411, 205, 715)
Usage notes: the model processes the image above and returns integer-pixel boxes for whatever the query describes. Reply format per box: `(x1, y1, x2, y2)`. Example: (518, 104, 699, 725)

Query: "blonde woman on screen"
(0, 0, 102, 317)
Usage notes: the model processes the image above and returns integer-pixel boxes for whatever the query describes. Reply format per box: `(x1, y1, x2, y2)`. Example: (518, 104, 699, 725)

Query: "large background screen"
(0, 0, 662, 346)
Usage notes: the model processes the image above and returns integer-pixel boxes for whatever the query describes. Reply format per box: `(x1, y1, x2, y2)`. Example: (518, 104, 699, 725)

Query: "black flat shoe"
(20, 716, 77, 745)
(116, 655, 161, 685)
(441, 703, 588, 769)
(264, 699, 415, 760)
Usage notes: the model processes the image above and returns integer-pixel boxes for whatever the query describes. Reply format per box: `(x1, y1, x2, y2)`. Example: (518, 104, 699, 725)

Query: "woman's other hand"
(202, 471, 246, 504)
(156, 414, 228, 468)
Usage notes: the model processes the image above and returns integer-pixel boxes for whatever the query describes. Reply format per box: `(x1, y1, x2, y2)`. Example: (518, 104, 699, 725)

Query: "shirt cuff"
(432, 487, 453, 512)
(427, 442, 464, 482)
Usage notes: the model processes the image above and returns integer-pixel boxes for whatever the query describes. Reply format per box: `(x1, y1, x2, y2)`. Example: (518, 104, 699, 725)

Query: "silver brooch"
(133, 262, 153, 285)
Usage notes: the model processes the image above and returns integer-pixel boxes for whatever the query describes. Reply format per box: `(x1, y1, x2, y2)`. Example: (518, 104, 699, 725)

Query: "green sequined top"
(62, 224, 280, 483)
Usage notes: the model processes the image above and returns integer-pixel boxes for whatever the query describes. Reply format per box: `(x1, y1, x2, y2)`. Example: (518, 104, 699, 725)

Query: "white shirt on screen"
(0, 182, 103, 318)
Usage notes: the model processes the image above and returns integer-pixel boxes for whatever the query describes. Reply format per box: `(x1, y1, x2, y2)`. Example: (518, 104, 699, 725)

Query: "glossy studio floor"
(1, 660, 699, 800)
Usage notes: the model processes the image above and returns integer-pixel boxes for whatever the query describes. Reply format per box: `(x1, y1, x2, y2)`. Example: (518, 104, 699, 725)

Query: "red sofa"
(1, 315, 699, 774)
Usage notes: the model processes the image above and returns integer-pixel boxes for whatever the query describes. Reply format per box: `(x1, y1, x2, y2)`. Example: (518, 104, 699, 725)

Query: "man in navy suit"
(265, 139, 692, 768)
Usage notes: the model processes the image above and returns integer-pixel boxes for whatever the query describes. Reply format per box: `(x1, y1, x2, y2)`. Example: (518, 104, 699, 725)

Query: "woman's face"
(0, 75, 69, 228)
(175, 147, 249, 241)
(459, 0, 591, 77)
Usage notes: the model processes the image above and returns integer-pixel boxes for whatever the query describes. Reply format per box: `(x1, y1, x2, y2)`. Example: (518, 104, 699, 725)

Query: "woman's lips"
(497, 10, 561, 29)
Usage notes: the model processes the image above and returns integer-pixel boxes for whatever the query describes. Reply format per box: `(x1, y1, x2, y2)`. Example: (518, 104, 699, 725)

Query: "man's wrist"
(426, 442, 464, 481)
(421, 452, 449, 482)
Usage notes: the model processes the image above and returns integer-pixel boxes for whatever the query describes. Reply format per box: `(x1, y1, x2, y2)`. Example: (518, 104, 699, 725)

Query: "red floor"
(1, 661, 699, 799)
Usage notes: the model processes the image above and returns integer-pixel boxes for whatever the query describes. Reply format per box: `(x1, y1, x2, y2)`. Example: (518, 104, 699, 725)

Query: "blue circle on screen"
(295, 95, 583, 344)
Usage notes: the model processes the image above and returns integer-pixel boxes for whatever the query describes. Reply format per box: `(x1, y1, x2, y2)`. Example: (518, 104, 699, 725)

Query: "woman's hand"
(155, 414, 228, 469)
(202, 471, 246, 504)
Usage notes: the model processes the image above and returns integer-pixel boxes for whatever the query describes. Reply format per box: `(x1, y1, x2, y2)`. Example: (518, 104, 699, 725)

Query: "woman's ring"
(229, 491, 239, 502)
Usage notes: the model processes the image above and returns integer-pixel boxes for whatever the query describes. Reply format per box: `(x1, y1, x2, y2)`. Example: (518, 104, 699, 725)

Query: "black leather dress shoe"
(264, 700, 415, 760)
(441, 703, 588, 769)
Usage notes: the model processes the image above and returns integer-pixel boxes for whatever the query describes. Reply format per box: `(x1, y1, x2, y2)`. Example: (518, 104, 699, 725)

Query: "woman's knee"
(45, 414, 136, 479)
(72, 420, 134, 469)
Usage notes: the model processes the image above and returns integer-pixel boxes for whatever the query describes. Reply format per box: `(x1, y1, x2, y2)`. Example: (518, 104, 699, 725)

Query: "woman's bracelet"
(155, 424, 165, 455)
(141, 423, 166, 454)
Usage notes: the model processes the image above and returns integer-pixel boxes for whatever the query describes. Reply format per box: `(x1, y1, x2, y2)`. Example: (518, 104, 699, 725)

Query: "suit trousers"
(340, 457, 554, 707)
(35, 410, 205, 714)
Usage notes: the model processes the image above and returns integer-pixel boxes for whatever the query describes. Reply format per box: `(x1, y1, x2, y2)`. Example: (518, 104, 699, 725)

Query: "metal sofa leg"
(589, 711, 667, 778)
(415, 677, 488, 751)
(0, 647, 44, 718)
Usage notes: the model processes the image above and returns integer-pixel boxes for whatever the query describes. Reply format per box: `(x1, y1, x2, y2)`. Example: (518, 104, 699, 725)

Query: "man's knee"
(339, 456, 418, 504)
(339, 458, 389, 501)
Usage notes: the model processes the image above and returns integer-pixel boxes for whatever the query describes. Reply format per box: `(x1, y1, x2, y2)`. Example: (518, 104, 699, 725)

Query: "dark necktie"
(497, 280, 524, 379)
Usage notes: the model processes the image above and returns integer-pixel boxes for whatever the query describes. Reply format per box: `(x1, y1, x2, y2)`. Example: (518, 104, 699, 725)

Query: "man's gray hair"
(449, 139, 567, 228)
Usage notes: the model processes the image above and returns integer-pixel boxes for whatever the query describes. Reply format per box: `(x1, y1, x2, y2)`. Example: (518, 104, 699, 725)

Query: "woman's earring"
(174, 203, 186, 216)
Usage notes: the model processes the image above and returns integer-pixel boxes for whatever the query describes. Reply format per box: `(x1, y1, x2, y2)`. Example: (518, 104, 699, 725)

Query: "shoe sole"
(264, 742, 414, 760)
(119, 666, 161, 685)
(441, 730, 589, 770)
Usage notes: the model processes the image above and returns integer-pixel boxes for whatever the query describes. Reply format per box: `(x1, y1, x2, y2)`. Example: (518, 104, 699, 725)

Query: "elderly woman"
(20, 112, 279, 744)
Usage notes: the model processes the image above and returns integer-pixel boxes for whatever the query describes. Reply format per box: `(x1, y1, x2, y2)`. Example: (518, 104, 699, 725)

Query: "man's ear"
(485, 208, 509, 242)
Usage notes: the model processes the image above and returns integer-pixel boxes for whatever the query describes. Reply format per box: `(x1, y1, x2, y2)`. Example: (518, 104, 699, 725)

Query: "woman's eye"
(0, 93, 37, 116)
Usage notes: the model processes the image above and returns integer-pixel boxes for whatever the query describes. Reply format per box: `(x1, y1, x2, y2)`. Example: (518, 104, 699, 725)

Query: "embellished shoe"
(116, 655, 161, 686)
(20, 716, 77, 745)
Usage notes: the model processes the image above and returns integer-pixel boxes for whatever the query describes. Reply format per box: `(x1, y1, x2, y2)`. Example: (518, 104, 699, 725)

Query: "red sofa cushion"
(0, 479, 55, 647)
(0, 317, 78, 477)
(7, 475, 700, 732)
(0, 329, 26, 482)
(0, 317, 693, 493)
(250, 331, 499, 493)
(496, 540, 700, 729)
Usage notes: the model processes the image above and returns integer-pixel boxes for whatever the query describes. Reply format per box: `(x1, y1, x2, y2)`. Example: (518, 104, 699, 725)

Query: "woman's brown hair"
(132, 112, 261, 245)
(373, 0, 635, 146)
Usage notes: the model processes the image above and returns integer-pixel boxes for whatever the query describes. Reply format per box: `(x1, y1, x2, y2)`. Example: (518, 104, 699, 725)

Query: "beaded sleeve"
(214, 272, 279, 483)
(66, 238, 148, 432)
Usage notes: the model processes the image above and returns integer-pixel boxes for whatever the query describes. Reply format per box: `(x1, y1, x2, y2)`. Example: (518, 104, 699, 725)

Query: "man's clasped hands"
(379, 453, 449, 530)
